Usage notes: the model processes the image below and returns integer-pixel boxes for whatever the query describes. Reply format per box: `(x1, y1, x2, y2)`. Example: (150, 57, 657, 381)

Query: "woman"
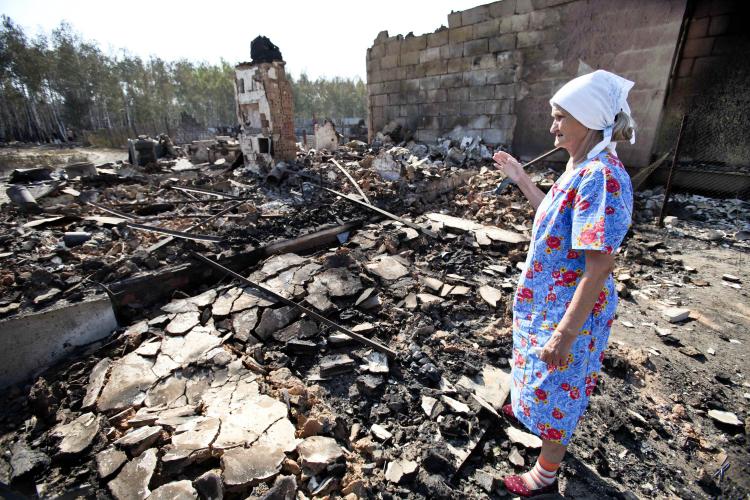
(492, 70, 636, 497)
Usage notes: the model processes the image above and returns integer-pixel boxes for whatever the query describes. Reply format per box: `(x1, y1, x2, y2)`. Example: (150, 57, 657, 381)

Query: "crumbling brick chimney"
(234, 36, 296, 173)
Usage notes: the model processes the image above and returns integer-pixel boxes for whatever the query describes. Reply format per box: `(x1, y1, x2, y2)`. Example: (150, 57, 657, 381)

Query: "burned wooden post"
(659, 115, 688, 227)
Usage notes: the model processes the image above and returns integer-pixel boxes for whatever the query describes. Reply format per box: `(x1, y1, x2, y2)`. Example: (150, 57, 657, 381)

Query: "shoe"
(503, 474, 559, 497)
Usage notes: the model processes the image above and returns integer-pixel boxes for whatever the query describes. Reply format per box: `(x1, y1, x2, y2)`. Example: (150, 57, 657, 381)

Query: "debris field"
(0, 134, 749, 499)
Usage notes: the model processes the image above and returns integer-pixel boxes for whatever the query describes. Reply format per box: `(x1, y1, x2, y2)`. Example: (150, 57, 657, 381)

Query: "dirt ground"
(0, 145, 126, 174)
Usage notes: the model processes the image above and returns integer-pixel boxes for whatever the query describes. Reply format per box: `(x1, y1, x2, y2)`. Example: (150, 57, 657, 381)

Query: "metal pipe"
(659, 115, 688, 227)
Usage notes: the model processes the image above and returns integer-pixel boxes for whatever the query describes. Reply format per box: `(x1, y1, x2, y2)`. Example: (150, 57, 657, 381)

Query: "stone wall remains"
(366, 0, 686, 167)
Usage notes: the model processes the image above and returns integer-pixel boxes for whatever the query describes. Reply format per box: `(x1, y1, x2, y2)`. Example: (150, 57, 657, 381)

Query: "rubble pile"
(1, 136, 748, 498)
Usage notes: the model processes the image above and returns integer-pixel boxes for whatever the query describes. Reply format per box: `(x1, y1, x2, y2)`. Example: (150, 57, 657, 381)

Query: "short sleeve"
(571, 163, 632, 254)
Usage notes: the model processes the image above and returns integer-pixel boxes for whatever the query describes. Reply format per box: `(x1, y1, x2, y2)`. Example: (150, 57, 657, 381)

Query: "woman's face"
(550, 106, 589, 154)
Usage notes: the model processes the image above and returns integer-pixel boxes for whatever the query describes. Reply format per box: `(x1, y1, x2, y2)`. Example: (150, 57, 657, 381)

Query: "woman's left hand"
(539, 331, 575, 367)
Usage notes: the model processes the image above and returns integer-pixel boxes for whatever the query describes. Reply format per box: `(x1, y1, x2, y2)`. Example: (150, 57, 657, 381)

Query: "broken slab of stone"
(221, 443, 286, 489)
(366, 255, 409, 280)
(98, 352, 158, 412)
(425, 213, 528, 244)
(385, 459, 418, 484)
(159, 326, 223, 367)
(146, 480, 198, 500)
(310, 268, 363, 297)
(253, 253, 307, 281)
(296, 436, 344, 475)
(212, 396, 291, 450)
(115, 425, 163, 456)
(82, 357, 112, 409)
(162, 299, 199, 314)
(255, 306, 302, 340)
(145, 374, 187, 408)
(194, 470, 223, 500)
(707, 409, 743, 427)
(509, 447, 525, 467)
(441, 395, 470, 415)
(457, 364, 510, 411)
(478, 285, 502, 307)
(259, 474, 297, 500)
(273, 318, 318, 343)
(419, 275, 443, 292)
(361, 351, 389, 374)
(166, 311, 201, 335)
(417, 293, 442, 307)
(51, 412, 102, 455)
(108, 447, 158, 500)
(96, 447, 128, 479)
(506, 425, 542, 448)
(663, 307, 690, 323)
(231, 287, 275, 312)
(370, 423, 393, 442)
(319, 354, 355, 377)
(421, 396, 440, 418)
(9, 441, 50, 480)
(232, 308, 260, 342)
(136, 340, 161, 357)
(212, 287, 243, 317)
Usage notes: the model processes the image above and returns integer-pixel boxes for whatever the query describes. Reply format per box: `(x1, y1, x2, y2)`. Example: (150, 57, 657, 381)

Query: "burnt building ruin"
(234, 36, 296, 173)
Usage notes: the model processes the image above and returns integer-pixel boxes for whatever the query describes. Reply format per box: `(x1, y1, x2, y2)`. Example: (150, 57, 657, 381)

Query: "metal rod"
(489, 147, 564, 195)
(521, 146, 565, 168)
(86, 201, 136, 221)
(146, 200, 245, 253)
(171, 185, 240, 199)
(321, 186, 437, 238)
(188, 251, 398, 358)
(659, 115, 688, 227)
(330, 158, 371, 204)
(110, 198, 255, 208)
(127, 222, 224, 242)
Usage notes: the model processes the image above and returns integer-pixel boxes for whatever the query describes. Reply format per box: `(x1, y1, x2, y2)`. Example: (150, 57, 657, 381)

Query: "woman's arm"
(492, 151, 546, 211)
(540, 250, 615, 367)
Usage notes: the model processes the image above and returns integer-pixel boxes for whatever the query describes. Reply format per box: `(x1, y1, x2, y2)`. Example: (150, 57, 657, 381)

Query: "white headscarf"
(550, 70, 635, 160)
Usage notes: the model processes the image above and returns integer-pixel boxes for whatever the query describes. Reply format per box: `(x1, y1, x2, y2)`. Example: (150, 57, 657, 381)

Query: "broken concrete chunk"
(82, 357, 112, 409)
(259, 474, 297, 500)
(352, 322, 376, 334)
(417, 293, 442, 307)
(366, 255, 409, 280)
(162, 299, 199, 314)
(160, 327, 223, 367)
(506, 426, 542, 448)
(478, 285, 502, 307)
(96, 447, 128, 479)
(221, 444, 285, 488)
(663, 307, 690, 323)
(187, 288, 218, 308)
(404, 293, 418, 309)
(319, 354, 356, 377)
(145, 375, 187, 408)
(52, 412, 101, 455)
(146, 480, 198, 500)
(97, 353, 158, 412)
(441, 395, 470, 415)
(312, 268, 363, 297)
(115, 426, 163, 455)
(135, 340, 161, 357)
(421, 396, 439, 418)
(166, 311, 201, 335)
(212, 287, 242, 317)
(509, 447, 525, 467)
(273, 318, 319, 343)
(456, 364, 510, 411)
(33, 288, 61, 305)
(449, 285, 470, 296)
(296, 436, 343, 474)
(385, 460, 418, 484)
(707, 409, 743, 427)
(419, 276, 444, 292)
(9, 441, 50, 480)
(108, 448, 158, 500)
(232, 308, 259, 342)
(370, 423, 393, 442)
(362, 351, 389, 374)
(255, 306, 302, 340)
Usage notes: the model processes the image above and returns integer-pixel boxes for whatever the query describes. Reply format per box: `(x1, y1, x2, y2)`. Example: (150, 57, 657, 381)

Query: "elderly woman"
(492, 70, 636, 497)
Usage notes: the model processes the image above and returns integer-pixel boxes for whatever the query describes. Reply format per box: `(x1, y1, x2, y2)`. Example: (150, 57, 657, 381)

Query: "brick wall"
(654, 0, 750, 167)
(366, 0, 686, 167)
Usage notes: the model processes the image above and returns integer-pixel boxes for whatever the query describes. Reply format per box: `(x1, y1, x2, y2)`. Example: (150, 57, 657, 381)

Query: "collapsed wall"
(235, 37, 297, 172)
(366, 0, 686, 167)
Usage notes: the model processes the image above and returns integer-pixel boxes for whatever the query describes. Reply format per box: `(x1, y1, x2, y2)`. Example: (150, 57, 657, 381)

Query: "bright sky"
(1, 0, 486, 80)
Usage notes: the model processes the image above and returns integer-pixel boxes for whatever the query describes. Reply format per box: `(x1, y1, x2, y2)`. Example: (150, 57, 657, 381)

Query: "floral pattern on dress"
(510, 151, 633, 445)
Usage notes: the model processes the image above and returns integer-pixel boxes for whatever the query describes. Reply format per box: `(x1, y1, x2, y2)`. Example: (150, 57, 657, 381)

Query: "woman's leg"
(518, 440, 566, 489)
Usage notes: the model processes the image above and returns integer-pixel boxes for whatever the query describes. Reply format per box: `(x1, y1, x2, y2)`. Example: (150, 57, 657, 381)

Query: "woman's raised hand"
(492, 151, 526, 183)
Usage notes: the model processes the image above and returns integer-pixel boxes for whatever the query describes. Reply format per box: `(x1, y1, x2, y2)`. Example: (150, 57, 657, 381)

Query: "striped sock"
(521, 455, 560, 489)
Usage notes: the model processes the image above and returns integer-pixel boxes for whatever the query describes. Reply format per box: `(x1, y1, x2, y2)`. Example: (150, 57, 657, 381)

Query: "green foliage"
(289, 72, 367, 120)
(0, 16, 367, 144)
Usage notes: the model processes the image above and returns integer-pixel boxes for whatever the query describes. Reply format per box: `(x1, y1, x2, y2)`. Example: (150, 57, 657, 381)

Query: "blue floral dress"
(510, 150, 633, 445)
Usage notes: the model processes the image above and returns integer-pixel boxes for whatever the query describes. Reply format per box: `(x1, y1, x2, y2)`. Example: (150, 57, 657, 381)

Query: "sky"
(0, 0, 486, 80)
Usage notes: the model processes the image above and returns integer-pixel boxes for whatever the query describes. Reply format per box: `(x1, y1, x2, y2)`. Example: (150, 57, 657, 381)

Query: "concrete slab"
(0, 296, 118, 388)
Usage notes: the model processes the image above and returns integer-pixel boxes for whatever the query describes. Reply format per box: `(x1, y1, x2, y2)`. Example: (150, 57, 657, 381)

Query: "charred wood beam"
(110, 198, 255, 208)
(86, 201, 136, 221)
(189, 250, 398, 358)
